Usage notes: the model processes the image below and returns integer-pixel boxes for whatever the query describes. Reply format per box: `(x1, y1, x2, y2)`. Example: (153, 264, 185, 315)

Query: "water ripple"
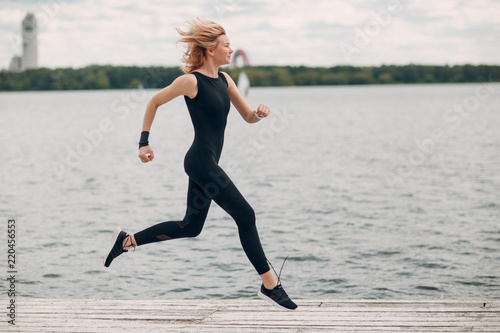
(3, 85, 499, 300)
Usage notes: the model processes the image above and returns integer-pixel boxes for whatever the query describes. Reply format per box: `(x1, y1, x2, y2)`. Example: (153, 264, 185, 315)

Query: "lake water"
(1, 83, 499, 300)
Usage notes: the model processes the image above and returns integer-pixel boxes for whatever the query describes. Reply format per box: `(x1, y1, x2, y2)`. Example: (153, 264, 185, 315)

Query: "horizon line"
(3, 62, 500, 71)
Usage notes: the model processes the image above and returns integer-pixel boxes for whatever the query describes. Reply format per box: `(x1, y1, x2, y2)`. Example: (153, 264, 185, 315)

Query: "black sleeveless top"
(184, 71, 230, 164)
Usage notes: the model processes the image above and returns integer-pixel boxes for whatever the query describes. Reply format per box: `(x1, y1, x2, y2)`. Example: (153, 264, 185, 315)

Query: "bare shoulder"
(220, 71, 234, 83)
(220, 71, 236, 89)
(173, 73, 197, 87)
(172, 73, 197, 98)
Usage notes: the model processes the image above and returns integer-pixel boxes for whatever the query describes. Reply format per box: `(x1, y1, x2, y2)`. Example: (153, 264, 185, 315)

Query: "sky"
(0, 0, 499, 69)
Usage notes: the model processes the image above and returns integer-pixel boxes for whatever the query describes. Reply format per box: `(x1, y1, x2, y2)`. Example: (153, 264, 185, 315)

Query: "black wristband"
(138, 131, 150, 149)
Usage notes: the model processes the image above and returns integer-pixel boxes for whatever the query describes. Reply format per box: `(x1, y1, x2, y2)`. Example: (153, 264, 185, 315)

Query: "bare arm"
(138, 74, 197, 163)
(221, 72, 270, 123)
(141, 74, 197, 131)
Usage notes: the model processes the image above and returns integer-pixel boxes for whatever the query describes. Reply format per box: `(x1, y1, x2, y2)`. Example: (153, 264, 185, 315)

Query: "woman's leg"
(260, 270, 278, 289)
(120, 164, 274, 279)
(190, 164, 271, 276)
(131, 178, 212, 246)
(103, 178, 211, 267)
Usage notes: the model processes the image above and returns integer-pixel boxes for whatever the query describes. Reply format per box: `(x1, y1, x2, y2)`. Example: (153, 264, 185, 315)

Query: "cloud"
(1, 0, 499, 69)
(1, 0, 211, 68)
(38, 0, 203, 67)
(333, 0, 500, 65)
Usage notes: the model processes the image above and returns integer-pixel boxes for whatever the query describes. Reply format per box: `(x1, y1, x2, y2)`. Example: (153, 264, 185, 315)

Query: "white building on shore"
(9, 13, 38, 72)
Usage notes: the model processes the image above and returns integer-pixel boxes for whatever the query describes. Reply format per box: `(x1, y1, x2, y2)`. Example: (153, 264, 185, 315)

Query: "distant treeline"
(1, 64, 498, 91)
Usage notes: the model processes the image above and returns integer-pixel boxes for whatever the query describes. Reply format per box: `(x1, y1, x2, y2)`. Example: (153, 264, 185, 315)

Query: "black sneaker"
(258, 283, 297, 311)
(258, 257, 298, 310)
(103, 227, 129, 267)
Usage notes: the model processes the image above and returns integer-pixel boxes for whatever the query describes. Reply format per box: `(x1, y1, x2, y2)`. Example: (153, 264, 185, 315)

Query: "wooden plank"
(1, 299, 498, 333)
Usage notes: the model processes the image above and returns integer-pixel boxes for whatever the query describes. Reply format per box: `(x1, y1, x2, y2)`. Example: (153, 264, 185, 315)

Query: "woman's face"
(213, 34, 233, 65)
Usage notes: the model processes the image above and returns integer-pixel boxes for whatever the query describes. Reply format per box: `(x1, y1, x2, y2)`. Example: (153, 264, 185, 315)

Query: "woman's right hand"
(138, 146, 154, 163)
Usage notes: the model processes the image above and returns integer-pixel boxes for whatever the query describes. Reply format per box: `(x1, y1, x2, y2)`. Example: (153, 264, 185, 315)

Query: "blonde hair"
(176, 18, 226, 74)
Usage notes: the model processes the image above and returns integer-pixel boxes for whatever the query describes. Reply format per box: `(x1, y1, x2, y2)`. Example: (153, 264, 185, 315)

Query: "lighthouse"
(22, 13, 38, 70)
(9, 13, 38, 72)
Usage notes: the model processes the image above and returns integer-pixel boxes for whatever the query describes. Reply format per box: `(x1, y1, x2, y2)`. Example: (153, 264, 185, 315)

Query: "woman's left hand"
(254, 104, 271, 119)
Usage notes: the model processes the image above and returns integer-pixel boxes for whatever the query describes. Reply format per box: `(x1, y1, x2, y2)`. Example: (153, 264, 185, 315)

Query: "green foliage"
(0, 64, 498, 91)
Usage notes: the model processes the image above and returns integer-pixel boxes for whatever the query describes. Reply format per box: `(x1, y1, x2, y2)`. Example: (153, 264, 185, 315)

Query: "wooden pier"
(4, 299, 499, 332)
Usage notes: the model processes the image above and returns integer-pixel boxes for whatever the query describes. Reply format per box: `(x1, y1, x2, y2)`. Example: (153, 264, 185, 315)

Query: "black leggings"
(133, 159, 270, 275)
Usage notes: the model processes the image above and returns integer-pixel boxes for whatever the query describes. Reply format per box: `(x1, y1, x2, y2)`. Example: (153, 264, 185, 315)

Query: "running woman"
(103, 18, 297, 310)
